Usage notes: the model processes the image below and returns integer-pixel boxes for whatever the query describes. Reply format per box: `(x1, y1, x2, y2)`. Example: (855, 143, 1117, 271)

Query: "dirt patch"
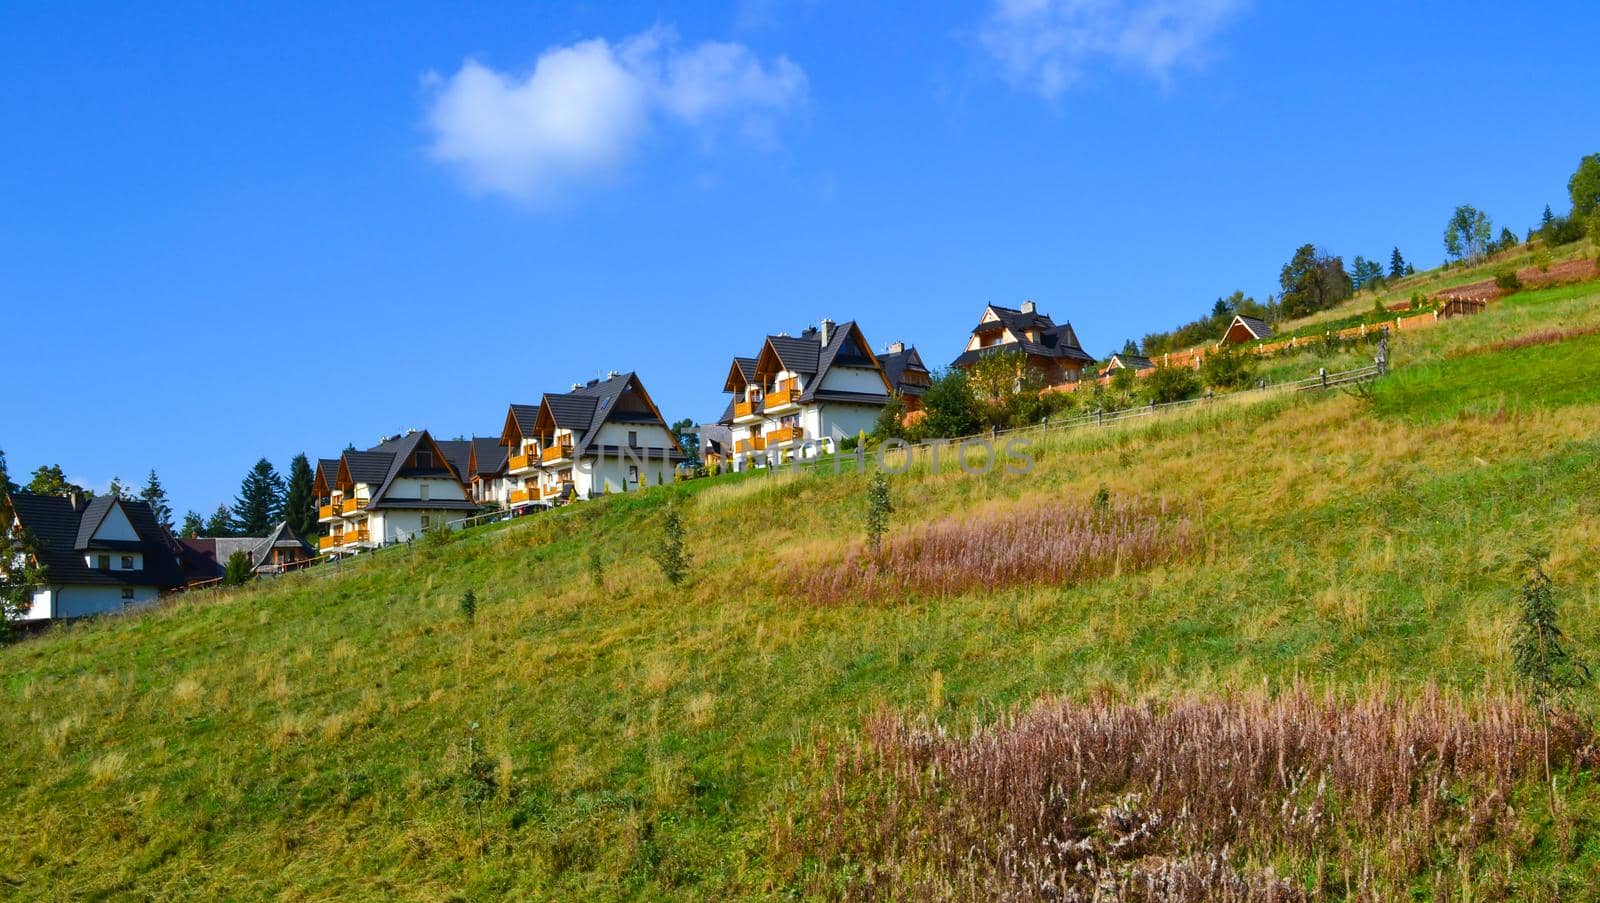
(1436, 258, 1599, 304)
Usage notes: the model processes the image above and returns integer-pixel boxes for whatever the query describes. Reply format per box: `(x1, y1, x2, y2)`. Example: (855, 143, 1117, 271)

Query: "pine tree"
(205, 504, 233, 537)
(1388, 247, 1407, 281)
(1541, 204, 1555, 228)
(222, 549, 254, 586)
(179, 510, 204, 538)
(283, 453, 315, 538)
(139, 469, 173, 532)
(1510, 549, 1591, 811)
(0, 449, 16, 498)
(230, 458, 286, 537)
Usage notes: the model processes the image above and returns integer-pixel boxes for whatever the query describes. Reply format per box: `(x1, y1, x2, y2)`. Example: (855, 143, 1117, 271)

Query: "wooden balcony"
(340, 498, 368, 515)
(343, 530, 370, 547)
(735, 436, 767, 454)
(509, 488, 531, 504)
(318, 535, 337, 551)
(508, 452, 537, 472)
(317, 503, 337, 522)
(734, 399, 761, 421)
(768, 425, 805, 445)
(541, 440, 574, 463)
(765, 384, 801, 412)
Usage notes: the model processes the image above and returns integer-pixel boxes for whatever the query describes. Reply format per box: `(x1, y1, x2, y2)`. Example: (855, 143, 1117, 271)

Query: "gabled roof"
(877, 345, 931, 397)
(466, 437, 506, 479)
(178, 522, 310, 581)
(529, 372, 687, 460)
(1104, 353, 1154, 372)
(953, 302, 1097, 368)
(8, 493, 184, 589)
(312, 458, 341, 496)
(501, 403, 541, 448)
(730, 320, 894, 405)
(323, 431, 473, 512)
(721, 357, 759, 393)
(1228, 315, 1273, 341)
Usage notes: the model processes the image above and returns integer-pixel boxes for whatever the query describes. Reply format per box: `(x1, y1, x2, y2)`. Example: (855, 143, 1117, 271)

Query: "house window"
(420, 483, 430, 501)
(120, 555, 134, 569)
(420, 515, 431, 529)
(97, 554, 110, 571)
(628, 465, 639, 482)
(121, 587, 135, 601)
(628, 430, 639, 447)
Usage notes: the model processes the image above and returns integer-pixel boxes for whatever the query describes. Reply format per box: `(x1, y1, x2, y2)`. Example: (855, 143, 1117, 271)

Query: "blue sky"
(4, 1, 1597, 518)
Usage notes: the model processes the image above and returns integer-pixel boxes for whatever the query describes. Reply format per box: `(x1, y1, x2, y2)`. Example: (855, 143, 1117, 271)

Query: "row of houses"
(3, 298, 1258, 620)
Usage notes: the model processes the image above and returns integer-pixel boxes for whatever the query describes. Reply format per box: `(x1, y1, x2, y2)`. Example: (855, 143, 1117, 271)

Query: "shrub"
(1494, 269, 1523, 291)
(1200, 345, 1256, 391)
(587, 544, 604, 592)
(1140, 365, 1201, 405)
(222, 549, 254, 587)
(915, 369, 982, 440)
(459, 588, 477, 623)
(1540, 214, 1586, 246)
(651, 503, 688, 586)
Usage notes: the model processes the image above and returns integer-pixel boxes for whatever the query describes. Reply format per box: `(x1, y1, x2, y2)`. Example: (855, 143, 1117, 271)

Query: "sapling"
(652, 502, 688, 586)
(459, 588, 477, 623)
(865, 472, 892, 555)
(1510, 549, 1590, 810)
(587, 544, 605, 592)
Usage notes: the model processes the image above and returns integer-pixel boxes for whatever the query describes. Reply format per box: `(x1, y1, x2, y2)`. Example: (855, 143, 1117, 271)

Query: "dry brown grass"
(789, 685, 1596, 901)
(1447, 322, 1600, 359)
(797, 500, 1195, 604)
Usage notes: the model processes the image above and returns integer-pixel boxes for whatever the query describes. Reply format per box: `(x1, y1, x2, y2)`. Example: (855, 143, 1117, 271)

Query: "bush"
(651, 502, 688, 586)
(1540, 215, 1586, 246)
(222, 550, 254, 587)
(865, 472, 892, 555)
(1140, 365, 1202, 405)
(459, 588, 477, 623)
(1201, 345, 1257, 391)
(1494, 270, 1523, 291)
(915, 369, 982, 440)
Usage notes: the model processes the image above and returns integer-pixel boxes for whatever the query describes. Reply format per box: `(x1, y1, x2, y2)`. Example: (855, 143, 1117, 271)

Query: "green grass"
(5, 282, 1600, 898)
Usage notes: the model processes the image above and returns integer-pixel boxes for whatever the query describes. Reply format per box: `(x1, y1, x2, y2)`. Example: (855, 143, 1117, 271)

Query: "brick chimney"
(819, 318, 836, 345)
(1020, 300, 1036, 314)
(887, 341, 905, 354)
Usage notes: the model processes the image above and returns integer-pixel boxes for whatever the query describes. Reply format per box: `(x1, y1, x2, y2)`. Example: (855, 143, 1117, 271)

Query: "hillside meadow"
(4, 275, 1600, 898)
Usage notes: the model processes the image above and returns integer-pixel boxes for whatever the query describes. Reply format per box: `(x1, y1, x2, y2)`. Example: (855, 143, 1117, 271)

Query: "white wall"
(575, 451, 672, 496)
(818, 365, 888, 395)
(386, 476, 470, 503)
(93, 503, 140, 541)
(592, 422, 678, 449)
(25, 584, 159, 620)
(81, 551, 144, 571)
(817, 403, 881, 446)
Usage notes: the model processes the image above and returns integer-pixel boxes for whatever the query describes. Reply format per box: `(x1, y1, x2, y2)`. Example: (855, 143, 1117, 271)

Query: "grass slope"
(4, 280, 1600, 898)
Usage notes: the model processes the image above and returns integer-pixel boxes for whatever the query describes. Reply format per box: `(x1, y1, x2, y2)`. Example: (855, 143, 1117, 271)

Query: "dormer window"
(97, 555, 110, 571)
(120, 555, 134, 569)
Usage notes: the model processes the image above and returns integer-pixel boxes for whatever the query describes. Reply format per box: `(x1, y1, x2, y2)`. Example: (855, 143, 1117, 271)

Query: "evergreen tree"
(179, 510, 204, 538)
(1120, 338, 1139, 356)
(205, 504, 234, 537)
(0, 449, 16, 498)
(26, 464, 90, 498)
(107, 477, 129, 499)
(139, 469, 173, 532)
(230, 458, 286, 536)
(1498, 227, 1518, 251)
(1510, 549, 1591, 810)
(283, 453, 315, 537)
(222, 550, 254, 586)
(1541, 204, 1555, 228)
(1388, 247, 1407, 280)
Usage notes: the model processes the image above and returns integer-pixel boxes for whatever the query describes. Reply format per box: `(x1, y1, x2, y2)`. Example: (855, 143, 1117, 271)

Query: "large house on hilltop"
(951, 300, 1097, 387)
(500, 371, 685, 504)
(312, 429, 477, 555)
(719, 319, 900, 469)
(5, 493, 185, 620)
(876, 341, 933, 416)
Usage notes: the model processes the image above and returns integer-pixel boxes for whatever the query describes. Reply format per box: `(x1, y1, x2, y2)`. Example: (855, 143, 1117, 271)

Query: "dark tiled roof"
(953, 304, 1096, 368)
(544, 393, 600, 431)
(468, 437, 506, 477)
(435, 439, 473, 482)
(507, 404, 540, 442)
(313, 458, 341, 495)
(1108, 353, 1154, 371)
(1235, 315, 1273, 339)
(9, 494, 184, 590)
(877, 346, 930, 397)
(343, 450, 395, 486)
(533, 372, 682, 460)
(728, 321, 892, 408)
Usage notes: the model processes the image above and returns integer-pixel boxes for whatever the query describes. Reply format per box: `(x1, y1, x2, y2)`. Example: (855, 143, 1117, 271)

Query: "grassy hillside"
(5, 274, 1600, 898)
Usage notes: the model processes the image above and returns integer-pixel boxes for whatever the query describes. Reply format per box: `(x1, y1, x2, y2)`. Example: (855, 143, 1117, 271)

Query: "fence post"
(1319, 367, 1328, 389)
(1376, 326, 1389, 375)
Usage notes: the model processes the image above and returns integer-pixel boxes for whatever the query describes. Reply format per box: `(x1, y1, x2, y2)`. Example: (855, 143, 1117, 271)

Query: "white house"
(312, 430, 479, 555)
(500, 371, 686, 503)
(5, 493, 185, 620)
(719, 319, 900, 469)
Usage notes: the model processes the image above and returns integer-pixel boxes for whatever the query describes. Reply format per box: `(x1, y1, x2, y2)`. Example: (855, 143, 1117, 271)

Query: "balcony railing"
(508, 452, 536, 471)
(768, 425, 804, 445)
(343, 530, 370, 546)
(766, 384, 800, 409)
(318, 535, 337, 550)
(318, 503, 336, 521)
(734, 399, 760, 419)
(541, 440, 574, 463)
(341, 498, 368, 515)
(509, 488, 531, 504)
(735, 436, 766, 454)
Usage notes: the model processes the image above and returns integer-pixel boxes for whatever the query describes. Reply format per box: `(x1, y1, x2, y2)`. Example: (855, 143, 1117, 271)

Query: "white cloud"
(425, 28, 806, 202)
(982, 0, 1246, 99)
